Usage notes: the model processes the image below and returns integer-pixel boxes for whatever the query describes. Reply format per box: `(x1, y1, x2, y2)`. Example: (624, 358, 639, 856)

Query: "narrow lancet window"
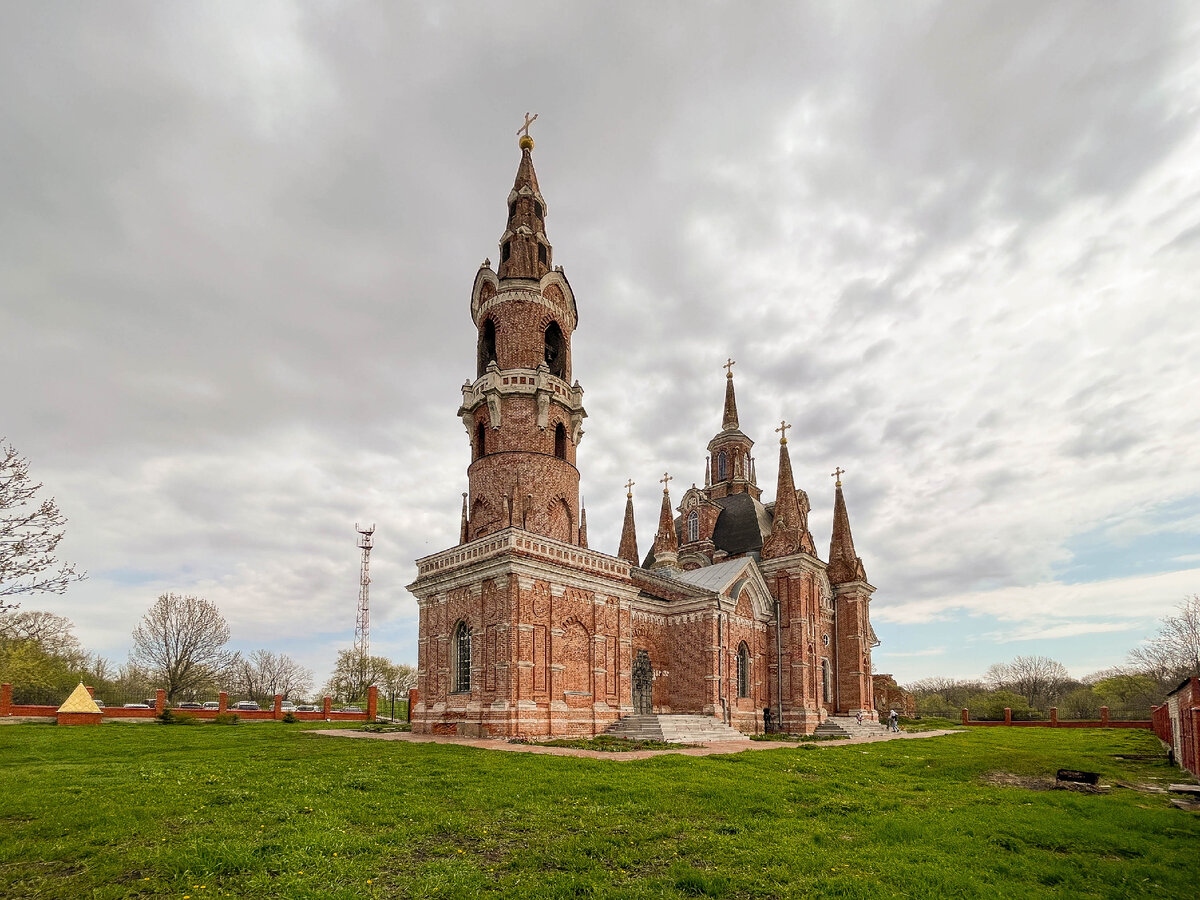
(554, 422, 567, 459)
(453, 621, 472, 693)
(737, 642, 750, 698)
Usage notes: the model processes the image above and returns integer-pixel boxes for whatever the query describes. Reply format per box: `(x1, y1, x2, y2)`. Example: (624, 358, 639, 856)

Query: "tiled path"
(312, 727, 966, 761)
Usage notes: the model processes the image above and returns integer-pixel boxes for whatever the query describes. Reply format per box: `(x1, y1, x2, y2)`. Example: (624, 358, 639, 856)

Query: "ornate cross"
(660, 472, 672, 492)
(775, 420, 791, 444)
(831, 466, 845, 485)
(723, 358, 736, 377)
(625, 478, 635, 498)
(518, 112, 539, 137)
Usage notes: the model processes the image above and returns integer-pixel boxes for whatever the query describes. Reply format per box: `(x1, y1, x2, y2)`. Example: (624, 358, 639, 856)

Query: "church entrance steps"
(603, 714, 747, 743)
(812, 716, 890, 739)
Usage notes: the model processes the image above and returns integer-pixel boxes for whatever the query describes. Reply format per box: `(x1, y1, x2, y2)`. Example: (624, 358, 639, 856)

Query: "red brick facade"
(409, 139, 880, 738)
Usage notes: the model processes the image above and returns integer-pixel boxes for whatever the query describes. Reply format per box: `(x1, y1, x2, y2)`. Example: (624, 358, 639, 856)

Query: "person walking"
(888, 709, 899, 732)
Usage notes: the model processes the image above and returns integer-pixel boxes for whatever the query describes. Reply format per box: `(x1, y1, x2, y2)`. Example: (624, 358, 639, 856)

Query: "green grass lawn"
(0, 722, 1195, 899)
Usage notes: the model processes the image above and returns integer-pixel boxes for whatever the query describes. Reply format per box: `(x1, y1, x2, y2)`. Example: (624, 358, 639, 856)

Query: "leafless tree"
(130, 593, 233, 704)
(0, 440, 85, 609)
(1129, 594, 1200, 686)
(985, 655, 1072, 709)
(223, 649, 313, 704)
(323, 648, 410, 703)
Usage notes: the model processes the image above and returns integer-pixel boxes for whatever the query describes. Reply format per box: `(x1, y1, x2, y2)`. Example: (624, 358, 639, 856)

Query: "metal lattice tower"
(353, 524, 375, 660)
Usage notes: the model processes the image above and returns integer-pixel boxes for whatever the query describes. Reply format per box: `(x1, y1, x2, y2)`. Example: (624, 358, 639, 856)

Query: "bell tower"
(457, 127, 587, 544)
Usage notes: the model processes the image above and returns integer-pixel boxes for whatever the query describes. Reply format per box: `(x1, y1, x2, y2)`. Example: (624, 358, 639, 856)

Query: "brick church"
(408, 131, 880, 737)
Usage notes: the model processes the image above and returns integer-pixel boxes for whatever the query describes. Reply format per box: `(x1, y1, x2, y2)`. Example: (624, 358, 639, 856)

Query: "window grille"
(737, 643, 750, 698)
(453, 621, 472, 693)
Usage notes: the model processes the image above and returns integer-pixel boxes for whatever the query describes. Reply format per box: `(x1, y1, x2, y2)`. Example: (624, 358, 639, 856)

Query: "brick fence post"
(323, 696, 332, 718)
(1050, 707, 1058, 726)
(273, 694, 283, 719)
(409, 688, 419, 723)
(218, 691, 228, 713)
(155, 689, 166, 715)
(367, 685, 378, 720)
(1, 683, 11, 717)
(1004, 707, 1012, 725)
(961, 707, 969, 726)
(1100, 706, 1110, 726)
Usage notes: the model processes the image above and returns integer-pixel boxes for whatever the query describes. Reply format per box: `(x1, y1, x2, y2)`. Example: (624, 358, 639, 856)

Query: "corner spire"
(762, 423, 801, 559)
(578, 502, 588, 548)
(827, 470, 867, 583)
(618, 479, 640, 566)
(722, 358, 739, 431)
(498, 116, 551, 280)
(459, 492, 469, 545)
(650, 473, 678, 569)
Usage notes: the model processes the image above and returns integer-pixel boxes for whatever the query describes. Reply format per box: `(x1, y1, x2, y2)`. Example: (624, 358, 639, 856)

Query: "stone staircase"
(603, 714, 747, 743)
(812, 715, 891, 740)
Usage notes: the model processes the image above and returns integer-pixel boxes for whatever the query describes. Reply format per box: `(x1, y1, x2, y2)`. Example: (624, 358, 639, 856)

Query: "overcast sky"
(4, 2, 1199, 693)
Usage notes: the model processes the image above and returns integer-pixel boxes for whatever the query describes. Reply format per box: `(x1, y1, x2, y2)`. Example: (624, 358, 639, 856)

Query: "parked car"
(122, 703, 151, 709)
(177, 702, 203, 709)
(280, 701, 296, 712)
(202, 701, 220, 710)
(295, 704, 318, 712)
(234, 700, 261, 711)
(93, 700, 105, 708)
(339, 705, 362, 713)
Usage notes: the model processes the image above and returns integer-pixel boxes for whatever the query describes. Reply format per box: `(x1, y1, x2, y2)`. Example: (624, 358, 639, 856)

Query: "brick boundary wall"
(960, 706, 1151, 729)
(1151, 677, 1200, 779)
(1, 683, 377, 724)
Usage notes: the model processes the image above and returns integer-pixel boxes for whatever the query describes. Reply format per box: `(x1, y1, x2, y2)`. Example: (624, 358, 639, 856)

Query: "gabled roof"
(674, 557, 757, 593)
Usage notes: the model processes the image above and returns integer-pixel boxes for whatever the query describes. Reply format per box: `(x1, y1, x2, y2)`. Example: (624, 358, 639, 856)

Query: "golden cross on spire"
(625, 478, 635, 498)
(518, 112, 539, 138)
(723, 358, 736, 378)
(775, 420, 791, 444)
(660, 472, 672, 492)
(831, 466, 845, 486)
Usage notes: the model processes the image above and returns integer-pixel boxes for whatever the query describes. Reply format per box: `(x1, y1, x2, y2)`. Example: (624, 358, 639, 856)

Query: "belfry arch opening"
(554, 422, 567, 459)
(477, 319, 497, 377)
(475, 421, 487, 460)
(544, 321, 567, 379)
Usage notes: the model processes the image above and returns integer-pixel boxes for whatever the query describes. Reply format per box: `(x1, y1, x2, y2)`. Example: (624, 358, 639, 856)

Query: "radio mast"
(353, 523, 374, 660)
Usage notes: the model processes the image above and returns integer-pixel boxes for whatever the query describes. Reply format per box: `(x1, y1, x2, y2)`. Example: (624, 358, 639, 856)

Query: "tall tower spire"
(722, 357, 740, 430)
(617, 479, 640, 566)
(498, 120, 552, 280)
(827, 470, 867, 583)
(650, 473, 679, 569)
(704, 359, 760, 501)
(762, 422, 802, 559)
(458, 126, 586, 545)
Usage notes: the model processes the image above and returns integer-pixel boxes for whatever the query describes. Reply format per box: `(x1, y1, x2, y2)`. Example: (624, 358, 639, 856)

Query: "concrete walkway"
(312, 727, 966, 761)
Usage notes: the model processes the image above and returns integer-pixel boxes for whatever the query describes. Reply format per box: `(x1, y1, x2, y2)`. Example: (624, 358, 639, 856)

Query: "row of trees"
(1, 594, 414, 707)
(907, 596, 1200, 720)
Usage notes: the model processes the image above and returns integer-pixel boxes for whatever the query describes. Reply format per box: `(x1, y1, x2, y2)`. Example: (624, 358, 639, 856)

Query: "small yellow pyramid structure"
(58, 682, 101, 713)
(56, 682, 103, 725)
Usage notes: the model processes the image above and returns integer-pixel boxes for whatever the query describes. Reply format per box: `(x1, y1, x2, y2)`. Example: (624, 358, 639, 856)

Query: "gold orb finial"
(518, 112, 538, 150)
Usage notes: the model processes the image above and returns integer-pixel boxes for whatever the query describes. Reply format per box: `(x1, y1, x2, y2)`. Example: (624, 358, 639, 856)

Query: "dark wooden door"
(632, 649, 652, 714)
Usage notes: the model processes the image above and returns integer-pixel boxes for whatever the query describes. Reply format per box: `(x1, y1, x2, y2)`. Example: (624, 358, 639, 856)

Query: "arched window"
(533, 200, 543, 218)
(821, 658, 832, 704)
(686, 509, 699, 543)
(452, 621, 472, 693)
(477, 319, 496, 377)
(554, 422, 567, 459)
(737, 642, 750, 698)
(717, 451, 728, 481)
(501, 241, 511, 263)
(475, 421, 487, 460)
(538, 243, 548, 266)
(544, 321, 567, 379)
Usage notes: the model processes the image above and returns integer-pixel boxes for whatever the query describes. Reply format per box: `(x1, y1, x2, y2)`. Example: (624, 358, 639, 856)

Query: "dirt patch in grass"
(509, 735, 701, 752)
(982, 772, 1107, 794)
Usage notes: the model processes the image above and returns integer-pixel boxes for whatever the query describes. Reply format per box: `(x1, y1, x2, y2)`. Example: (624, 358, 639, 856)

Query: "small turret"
(827, 468, 867, 583)
(618, 480, 640, 566)
(650, 473, 679, 570)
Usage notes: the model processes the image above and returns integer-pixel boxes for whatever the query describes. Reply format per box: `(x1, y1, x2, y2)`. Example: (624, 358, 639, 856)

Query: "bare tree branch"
(0, 439, 85, 606)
